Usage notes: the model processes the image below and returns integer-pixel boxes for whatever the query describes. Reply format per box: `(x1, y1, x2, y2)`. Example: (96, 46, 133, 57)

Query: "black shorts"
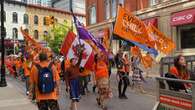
(37, 99, 59, 110)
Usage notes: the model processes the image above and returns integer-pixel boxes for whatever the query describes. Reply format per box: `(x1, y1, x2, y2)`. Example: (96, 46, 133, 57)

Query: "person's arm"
(29, 65, 36, 99)
(64, 68, 70, 90)
(52, 66, 60, 97)
(76, 45, 85, 67)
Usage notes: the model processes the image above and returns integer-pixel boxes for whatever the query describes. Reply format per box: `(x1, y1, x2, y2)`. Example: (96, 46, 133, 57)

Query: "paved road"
(7, 72, 156, 110)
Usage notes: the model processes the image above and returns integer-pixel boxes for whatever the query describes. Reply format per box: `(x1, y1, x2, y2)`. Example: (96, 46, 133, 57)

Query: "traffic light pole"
(0, 0, 7, 87)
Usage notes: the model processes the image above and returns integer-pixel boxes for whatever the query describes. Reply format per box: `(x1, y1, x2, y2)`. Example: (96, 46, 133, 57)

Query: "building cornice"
(5, 0, 86, 17)
(136, 0, 190, 16)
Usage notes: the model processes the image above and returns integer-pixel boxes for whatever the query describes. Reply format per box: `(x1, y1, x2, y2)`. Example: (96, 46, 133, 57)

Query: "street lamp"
(0, 0, 7, 87)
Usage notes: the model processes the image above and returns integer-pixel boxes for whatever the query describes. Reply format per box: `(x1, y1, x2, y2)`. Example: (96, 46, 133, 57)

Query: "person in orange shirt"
(169, 55, 191, 91)
(29, 52, 60, 110)
(79, 68, 91, 95)
(94, 52, 111, 110)
(23, 56, 33, 95)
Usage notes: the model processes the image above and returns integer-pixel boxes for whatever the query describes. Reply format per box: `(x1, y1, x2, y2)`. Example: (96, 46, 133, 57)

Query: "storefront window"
(118, 0, 124, 6)
(111, 0, 117, 18)
(105, 0, 110, 20)
(89, 6, 96, 24)
(150, 0, 158, 6)
(180, 25, 195, 49)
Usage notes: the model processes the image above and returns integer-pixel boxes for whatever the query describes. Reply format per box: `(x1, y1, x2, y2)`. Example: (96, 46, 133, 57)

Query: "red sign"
(160, 95, 192, 110)
(143, 17, 158, 27)
(171, 8, 195, 26)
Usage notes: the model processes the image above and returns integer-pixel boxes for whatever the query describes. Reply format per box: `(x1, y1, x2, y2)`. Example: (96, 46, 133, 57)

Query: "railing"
(154, 77, 195, 110)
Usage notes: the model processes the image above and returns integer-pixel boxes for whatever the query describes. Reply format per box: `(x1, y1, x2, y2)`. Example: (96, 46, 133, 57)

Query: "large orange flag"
(147, 24, 175, 54)
(20, 27, 42, 48)
(141, 53, 153, 68)
(114, 6, 152, 47)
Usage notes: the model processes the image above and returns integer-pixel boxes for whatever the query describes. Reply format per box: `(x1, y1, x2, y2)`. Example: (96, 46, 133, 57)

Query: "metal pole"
(14, 34, 15, 55)
(0, 0, 7, 87)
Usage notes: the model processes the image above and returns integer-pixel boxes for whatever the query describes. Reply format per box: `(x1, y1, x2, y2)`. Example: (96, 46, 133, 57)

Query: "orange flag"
(102, 28, 110, 50)
(141, 53, 153, 68)
(114, 6, 152, 47)
(20, 27, 42, 48)
(130, 46, 141, 57)
(147, 24, 175, 54)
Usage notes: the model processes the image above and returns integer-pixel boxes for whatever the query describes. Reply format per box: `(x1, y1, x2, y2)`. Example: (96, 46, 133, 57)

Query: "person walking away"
(23, 57, 32, 95)
(79, 68, 91, 95)
(131, 55, 146, 93)
(29, 52, 60, 110)
(64, 48, 84, 110)
(108, 49, 114, 77)
(124, 54, 130, 86)
(117, 52, 129, 99)
(94, 52, 112, 110)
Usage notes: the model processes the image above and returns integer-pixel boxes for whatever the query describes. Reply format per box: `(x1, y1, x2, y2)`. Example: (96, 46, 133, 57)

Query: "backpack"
(165, 73, 186, 91)
(36, 63, 55, 94)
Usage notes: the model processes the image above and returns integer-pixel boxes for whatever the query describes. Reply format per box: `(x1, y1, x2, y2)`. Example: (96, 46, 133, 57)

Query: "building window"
(34, 15, 39, 25)
(0, 11, 6, 22)
(89, 6, 96, 25)
(22, 0, 27, 3)
(150, 0, 158, 6)
(23, 14, 29, 24)
(12, 12, 18, 23)
(43, 17, 47, 25)
(24, 29, 29, 34)
(54, 18, 58, 23)
(105, 0, 111, 20)
(111, 0, 117, 18)
(12, 28, 18, 39)
(118, 0, 124, 6)
(34, 30, 39, 39)
(179, 25, 195, 49)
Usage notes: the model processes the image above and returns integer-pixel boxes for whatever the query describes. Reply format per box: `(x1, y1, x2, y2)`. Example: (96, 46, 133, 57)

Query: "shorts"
(37, 99, 59, 110)
(70, 78, 80, 102)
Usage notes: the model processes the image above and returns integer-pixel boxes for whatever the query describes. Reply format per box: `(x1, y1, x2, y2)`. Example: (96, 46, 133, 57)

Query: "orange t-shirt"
(170, 66, 189, 80)
(65, 59, 70, 71)
(23, 61, 30, 76)
(94, 61, 109, 80)
(30, 61, 60, 101)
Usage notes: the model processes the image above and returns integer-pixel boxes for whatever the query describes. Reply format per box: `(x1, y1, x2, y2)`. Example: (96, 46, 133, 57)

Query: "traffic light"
(50, 16, 54, 25)
(45, 16, 55, 26)
(45, 16, 50, 26)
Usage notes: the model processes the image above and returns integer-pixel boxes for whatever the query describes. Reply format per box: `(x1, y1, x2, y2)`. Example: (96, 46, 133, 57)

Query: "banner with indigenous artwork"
(114, 6, 152, 47)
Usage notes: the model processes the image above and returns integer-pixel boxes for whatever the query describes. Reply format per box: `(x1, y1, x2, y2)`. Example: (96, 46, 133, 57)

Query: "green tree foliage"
(45, 20, 73, 54)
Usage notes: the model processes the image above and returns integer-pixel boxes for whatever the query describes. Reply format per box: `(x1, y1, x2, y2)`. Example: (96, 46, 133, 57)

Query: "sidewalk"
(0, 77, 37, 110)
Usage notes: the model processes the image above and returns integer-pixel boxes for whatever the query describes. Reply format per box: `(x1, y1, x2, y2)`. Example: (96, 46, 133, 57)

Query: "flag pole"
(70, 6, 82, 45)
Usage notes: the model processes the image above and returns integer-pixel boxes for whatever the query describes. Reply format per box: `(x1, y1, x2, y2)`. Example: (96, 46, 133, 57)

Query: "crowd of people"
(3, 42, 195, 110)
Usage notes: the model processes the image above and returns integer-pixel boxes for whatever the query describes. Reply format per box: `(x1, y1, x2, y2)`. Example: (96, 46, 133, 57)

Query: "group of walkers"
(3, 43, 195, 110)
(3, 43, 150, 110)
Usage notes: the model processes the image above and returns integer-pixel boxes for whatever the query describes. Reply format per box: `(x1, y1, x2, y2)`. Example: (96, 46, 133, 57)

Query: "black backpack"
(165, 73, 186, 91)
(36, 63, 55, 94)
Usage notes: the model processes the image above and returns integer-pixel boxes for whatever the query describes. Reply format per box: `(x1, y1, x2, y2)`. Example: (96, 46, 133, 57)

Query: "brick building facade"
(86, 0, 195, 56)
(86, 0, 195, 74)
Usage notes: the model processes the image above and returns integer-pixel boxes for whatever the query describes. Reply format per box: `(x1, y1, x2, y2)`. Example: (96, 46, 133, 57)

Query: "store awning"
(143, 17, 158, 27)
(171, 8, 195, 26)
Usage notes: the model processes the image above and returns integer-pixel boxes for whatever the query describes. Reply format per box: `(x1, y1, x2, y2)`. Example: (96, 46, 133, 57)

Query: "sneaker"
(118, 95, 123, 99)
(26, 91, 29, 96)
(96, 98, 101, 106)
(122, 95, 128, 99)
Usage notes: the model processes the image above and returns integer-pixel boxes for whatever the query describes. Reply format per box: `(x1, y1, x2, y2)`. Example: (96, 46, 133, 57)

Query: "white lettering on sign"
(172, 14, 193, 22)
(122, 20, 142, 34)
